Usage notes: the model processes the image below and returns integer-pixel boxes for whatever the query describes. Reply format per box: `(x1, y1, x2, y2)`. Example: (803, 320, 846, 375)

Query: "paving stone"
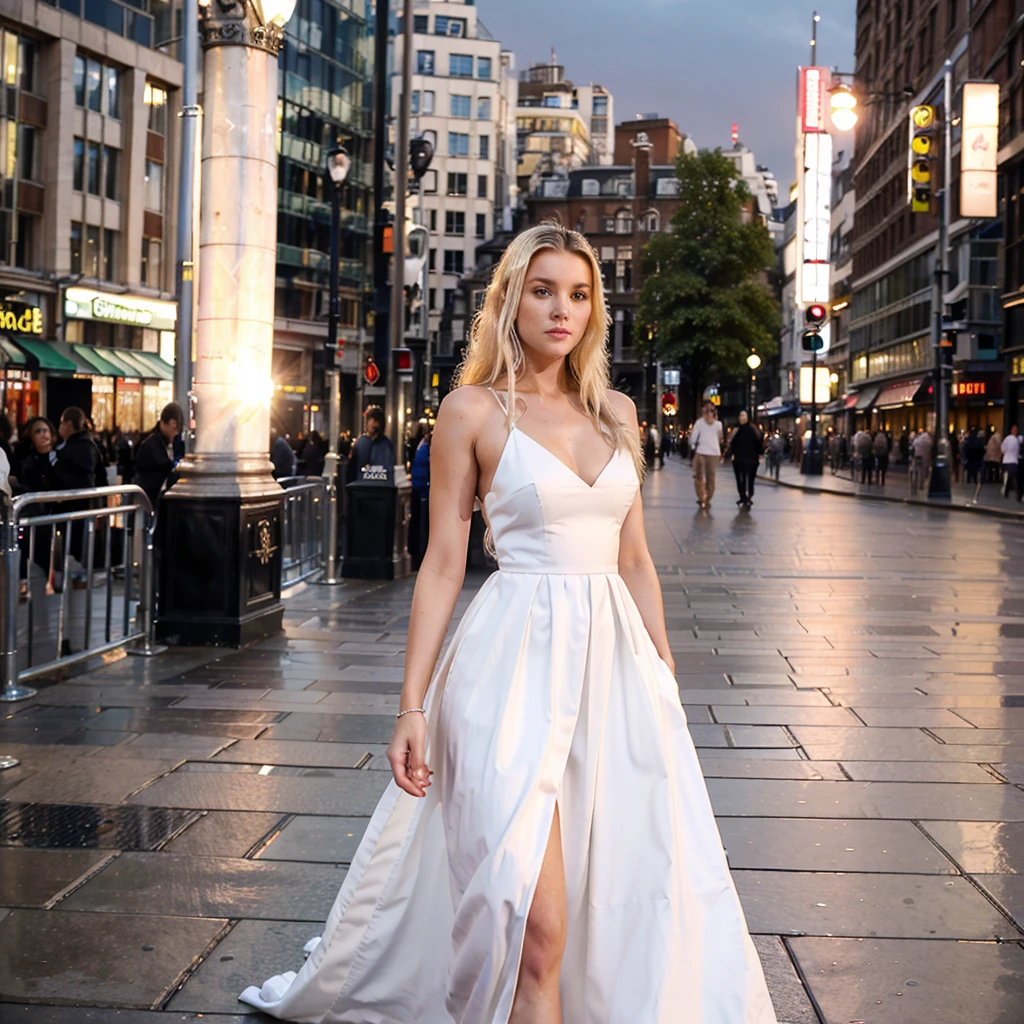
(788, 936, 1024, 1024)
(0, 1008, 250, 1024)
(0, 758, 180, 806)
(127, 769, 391, 816)
(62, 852, 345, 921)
(84, 708, 279, 739)
(259, 713, 395, 744)
(735, 870, 1018, 939)
(166, 919, 314, 1013)
(750, 935, 818, 1024)
(0, 909, 228, 1006)
(255, 815, 370, 863)
(838, 760, 1000, 783)
(700, 758, 845, 780)
(968, 875, 1024, 931)
(851, 707, 976, 728)
(710, 706, 859, 726)
(930, 727, 1024, 745)
(0, 848, 112, 906)
(718, 818, 957, 873)
(210, 739, 381, 768)
(162, 811, 284, 858)
(789, 725, 987, 761)
(917, 821, 1024, 874)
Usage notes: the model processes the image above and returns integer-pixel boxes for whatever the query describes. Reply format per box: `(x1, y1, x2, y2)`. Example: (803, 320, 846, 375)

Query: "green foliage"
(637, 148, 780, 415)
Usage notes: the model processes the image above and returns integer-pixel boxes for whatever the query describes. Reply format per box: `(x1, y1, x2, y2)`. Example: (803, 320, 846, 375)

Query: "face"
(59, 418, 74, 440)
(515, 250, 593, 361)
(160, 419, 179, 441)
(738, 410, 749, 425)
(367, 416, 382, 436)
(703, 404, 716, 422)
(31, 422, 52, 453)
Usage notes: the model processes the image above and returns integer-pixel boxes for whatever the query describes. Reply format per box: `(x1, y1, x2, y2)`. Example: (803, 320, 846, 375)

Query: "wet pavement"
(2, 455, 1024, 1024)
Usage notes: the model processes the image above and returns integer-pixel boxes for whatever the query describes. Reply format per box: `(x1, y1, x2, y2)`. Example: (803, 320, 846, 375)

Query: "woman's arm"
(388, 387, 484, 797)
(609, 391, 674, 673)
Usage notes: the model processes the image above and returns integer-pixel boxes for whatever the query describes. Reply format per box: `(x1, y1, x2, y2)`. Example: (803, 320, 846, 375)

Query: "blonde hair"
(453, 221, 643, 468)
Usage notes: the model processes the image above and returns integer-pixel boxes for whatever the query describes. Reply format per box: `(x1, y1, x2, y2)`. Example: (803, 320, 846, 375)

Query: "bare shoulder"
(604, 388, 638, 428)
(434, 385, 497, 447)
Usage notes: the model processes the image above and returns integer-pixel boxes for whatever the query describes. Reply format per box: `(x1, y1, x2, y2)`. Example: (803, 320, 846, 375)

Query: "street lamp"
(321, 144, 350, 586)
(746, 351, 761, 417)
(829, 83, 858, 132)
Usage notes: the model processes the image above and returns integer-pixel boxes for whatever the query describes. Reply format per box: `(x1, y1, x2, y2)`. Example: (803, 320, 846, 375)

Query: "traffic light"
(409, 137, 434, 180)
(393, 347, 413, 379)
(909, 105, 936, 213)
(802, 303, 827, 352)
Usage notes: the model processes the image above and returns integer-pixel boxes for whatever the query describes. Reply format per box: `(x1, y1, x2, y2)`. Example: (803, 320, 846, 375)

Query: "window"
(477, 97, 491, 120)
(104, 145, 119, 200)
(145, 83, 167, 133)
(422, 169, 438, 193)
(428, 247, 436, 271)
(86, 58, 101, 111)
(85, 224, 100, 277)
(144, 159, 163, 211)
(449, 132, 469, 156)
(444, 250, 464, 274)
(141, 237, 161, 288)
(73, 55, 85, 106)
(17, 37, 38, 94)
(86, 142, 101, 195)
(435, 15, 465, 36)
(477, 56, 492, 80)
(16, 125, 39, 183)
(428, 209, 437, 231)
(429, 287, 436, 310)
(478, 135, 489, 159)
(603, 216, 615, 233)
(450, 94, 471, 118)
(543, 95, 561, 108)
(104, 66, 120, 118)
(443, 287, 455, 308)
(476, 213, 486, 238)
(447, 172, 467, 195)
(70, 221, 82, 273)
(450, 54, 473, 78)
(413, 14, 428, 32)
(102, 229, 118, 281)
(417, 50, 435, 74)
(411, 90, 420, 114)
(477, 174, 487, 198)
(421, 90, 434, 114)
(593, 95, 608, 116)
(445, 211, 465, 235)
(582, 178, 599, 196)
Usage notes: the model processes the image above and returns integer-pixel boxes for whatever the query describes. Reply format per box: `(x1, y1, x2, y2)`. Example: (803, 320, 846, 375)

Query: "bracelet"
(396, 708, 425, 719)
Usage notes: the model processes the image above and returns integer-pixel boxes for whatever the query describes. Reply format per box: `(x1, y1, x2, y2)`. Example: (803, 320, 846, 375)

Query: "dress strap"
(486, 386, 517, 429)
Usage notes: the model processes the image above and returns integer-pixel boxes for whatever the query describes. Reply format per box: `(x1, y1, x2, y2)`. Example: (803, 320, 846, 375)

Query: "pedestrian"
(301, 432, 327, 477)
(0, 412, 13, 467)
(49, 407, 100, 588)
(766, 430, 784, 480)
(15, 417, 59, 592)
(642, 421, 656, 470)
(853, 427, 873, 484)
(0, 443, 9, 501)
(828, 431, 841, 474)
(651, 422, 664, 468)
(408, 422, 431, 570)
(134, 403, 184, 512)
(1001, 424, 1021, 498)
(688, 401, 723, 509)
(984, 427, 1002, 483)
(872, 429, 890, 485)
(951, 429, 962, 483)
(912, 427, 933, 486)
(346, 405, 396, 485)
(726, 410, 763, 507)
(270, 433, 297, 480)
(963, 427, 985, 484)
(898, 427, 910, 465)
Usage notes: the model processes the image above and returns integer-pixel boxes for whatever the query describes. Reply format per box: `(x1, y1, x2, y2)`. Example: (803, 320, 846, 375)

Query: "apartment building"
(394, 0, 515, 356)
(0, 2, 183, 434)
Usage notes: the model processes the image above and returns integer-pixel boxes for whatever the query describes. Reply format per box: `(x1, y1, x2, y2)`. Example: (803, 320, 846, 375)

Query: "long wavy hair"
(452, 222, 644, 558)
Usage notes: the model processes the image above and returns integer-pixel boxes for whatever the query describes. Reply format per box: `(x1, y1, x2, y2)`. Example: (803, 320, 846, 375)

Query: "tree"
(636, 148, 780, 418)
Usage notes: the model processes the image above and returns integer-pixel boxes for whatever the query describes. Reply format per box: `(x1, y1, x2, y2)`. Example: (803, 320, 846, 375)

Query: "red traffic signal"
(805, 303, 828, 326)
(393, 348, 413, 373)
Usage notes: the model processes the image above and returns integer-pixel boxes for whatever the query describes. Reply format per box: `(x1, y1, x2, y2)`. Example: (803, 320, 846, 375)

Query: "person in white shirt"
(689, 402, 724, 508)
(1001, 424, 1021, 498)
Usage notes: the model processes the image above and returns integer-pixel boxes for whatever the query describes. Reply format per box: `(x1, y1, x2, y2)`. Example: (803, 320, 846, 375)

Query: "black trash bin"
(343, 480, 398, 579)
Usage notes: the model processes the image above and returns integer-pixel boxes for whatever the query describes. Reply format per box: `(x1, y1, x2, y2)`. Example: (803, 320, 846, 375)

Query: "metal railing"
(1, 484, 162, 770)
(278, 476, 329, 587)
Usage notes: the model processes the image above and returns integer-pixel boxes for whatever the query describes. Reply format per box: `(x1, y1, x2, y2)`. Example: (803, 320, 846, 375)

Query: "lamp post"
(321, 145, 350, 585)
(746, 351, 761, 417)
(157, 0, 297, 646)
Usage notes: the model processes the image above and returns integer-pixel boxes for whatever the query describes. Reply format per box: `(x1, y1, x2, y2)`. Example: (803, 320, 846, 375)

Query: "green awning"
(91, 347, 149, 379)
(122, 350, 174, 381)
(10, 338, 78, 373)
(0, 336, 27, 367)
(105, 349, 155, 378)
(71, 344, 127, 377)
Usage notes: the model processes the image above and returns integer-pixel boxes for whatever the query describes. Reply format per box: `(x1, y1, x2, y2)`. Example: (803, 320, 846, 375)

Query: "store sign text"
(92, 297, 154, 325)
(0, 303, 43, 334)
(953, 381, 986, 396)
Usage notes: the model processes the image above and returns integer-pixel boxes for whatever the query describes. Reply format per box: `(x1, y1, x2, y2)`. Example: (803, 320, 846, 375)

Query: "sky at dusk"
(480, 0, 856, 189)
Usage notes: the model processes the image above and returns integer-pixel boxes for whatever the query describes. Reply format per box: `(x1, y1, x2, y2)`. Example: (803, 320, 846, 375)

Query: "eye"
(572, 291, 589, 301)
(533, 287, 550, 297)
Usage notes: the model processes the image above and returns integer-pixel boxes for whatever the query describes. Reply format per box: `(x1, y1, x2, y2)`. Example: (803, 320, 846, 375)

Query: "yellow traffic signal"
(909, 105, 936, 213)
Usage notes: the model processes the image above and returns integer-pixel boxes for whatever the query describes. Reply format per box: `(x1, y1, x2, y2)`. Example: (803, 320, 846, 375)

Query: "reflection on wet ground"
(2, 458, 1024, 1022)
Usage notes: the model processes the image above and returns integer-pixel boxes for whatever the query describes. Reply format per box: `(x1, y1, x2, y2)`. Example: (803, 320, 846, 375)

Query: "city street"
(2, 454, 1024, 1024)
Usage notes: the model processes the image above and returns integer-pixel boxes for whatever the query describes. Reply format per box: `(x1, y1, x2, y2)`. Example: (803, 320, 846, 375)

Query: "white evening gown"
(240, 387, 776, 1024)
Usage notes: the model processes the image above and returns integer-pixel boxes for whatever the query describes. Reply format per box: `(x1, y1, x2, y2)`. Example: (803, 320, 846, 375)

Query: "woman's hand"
(387, 712, 432, 798)
(659, 652, 676, 675)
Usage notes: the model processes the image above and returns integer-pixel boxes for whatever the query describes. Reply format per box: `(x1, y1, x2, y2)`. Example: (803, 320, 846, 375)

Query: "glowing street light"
(830, 84, 859, 132)
(746, 352, 762, 371)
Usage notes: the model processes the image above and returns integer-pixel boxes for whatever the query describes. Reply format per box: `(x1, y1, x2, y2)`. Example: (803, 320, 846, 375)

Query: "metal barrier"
(278, 476, 329, 587)
(0, 484, 162, 770)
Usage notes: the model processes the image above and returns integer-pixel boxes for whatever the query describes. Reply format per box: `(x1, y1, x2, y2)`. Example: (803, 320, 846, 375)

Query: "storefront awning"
(121, 350, 174, 381)
(89, 347, 149, 379)
(71, 344, 128, 377)
(764, 404, 798, 418)
(10, 338, 79, 373)
(874, 377, 926, 409)
(68, 344, 175, 382)
(820, 398, 846, 415)
(0, 336, 28, 367)
(853, 387, 880, 411)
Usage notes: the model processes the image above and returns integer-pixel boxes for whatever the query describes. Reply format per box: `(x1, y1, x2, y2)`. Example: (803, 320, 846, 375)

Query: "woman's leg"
(511, 805, 566, 1024)
(733, 461, 746, 502)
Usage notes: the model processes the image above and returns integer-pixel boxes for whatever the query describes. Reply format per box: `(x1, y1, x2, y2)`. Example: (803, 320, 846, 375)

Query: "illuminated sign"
(0, 302, 43, 334)
(1012, 355, 1024, 378)
(799, 67, 828, 133)
(961, 82, 1000, 218)
(953, 381, 986, 396)
(799, 366, 831, 404)
(797, 130, 833, 307)
(64, 287, 177, 331)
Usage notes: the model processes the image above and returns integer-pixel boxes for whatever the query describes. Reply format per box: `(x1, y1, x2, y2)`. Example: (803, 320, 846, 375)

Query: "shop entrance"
(46, 376, 92, 423)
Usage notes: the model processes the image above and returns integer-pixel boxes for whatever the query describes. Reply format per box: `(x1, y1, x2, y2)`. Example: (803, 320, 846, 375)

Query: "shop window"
(144, 82, 167, 134)
(144, 159, 163, 211)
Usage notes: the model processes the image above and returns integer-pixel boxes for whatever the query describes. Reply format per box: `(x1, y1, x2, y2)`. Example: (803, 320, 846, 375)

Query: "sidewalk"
(759, 459, 1024, 520)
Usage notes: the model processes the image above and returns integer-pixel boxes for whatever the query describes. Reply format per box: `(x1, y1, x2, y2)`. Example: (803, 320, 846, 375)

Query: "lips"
(546, 329, 571, 338)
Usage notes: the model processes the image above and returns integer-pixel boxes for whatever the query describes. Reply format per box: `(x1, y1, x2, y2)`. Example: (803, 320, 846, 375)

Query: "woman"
(17, 417, 59, 592)
(240, 224, 775, 1023)
(963, 426, 985, 484)
(727, 410, 763, 507)
(872, 429, 890, 486)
